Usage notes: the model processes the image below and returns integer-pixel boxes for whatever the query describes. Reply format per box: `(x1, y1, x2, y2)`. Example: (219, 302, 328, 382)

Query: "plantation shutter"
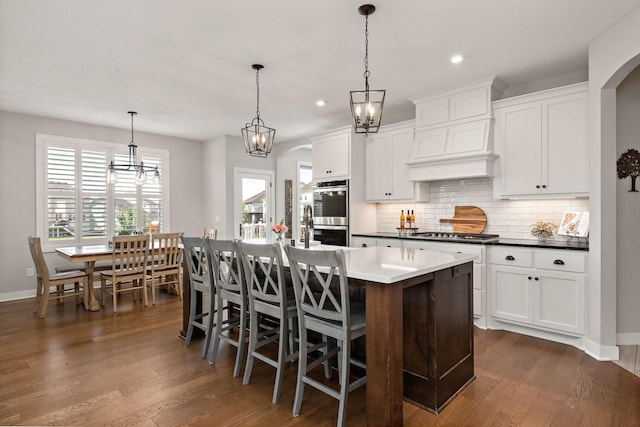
(38, 134, 169, 250)
(46, 146, 77, 245)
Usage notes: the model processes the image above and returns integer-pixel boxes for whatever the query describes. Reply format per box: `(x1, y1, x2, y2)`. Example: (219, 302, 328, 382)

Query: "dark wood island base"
(362, 261, 475, 425)
(403, 261, 475, 413)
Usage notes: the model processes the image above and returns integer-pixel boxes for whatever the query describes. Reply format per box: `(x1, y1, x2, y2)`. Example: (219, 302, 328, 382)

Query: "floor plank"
(1, 292, 639, 426)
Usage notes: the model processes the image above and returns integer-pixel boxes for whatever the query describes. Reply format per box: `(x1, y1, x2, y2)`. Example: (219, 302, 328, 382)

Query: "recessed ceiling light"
(450, 54, 464, 64)
(316, 100, 326, 107)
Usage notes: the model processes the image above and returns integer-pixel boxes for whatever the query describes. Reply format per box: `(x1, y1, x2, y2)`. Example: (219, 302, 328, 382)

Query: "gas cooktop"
(411, 232, 500, 243)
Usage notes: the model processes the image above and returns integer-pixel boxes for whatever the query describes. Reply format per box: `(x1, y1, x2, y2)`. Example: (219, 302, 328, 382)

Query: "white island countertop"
(242, 240, 478, 284)
(340, 246, 477, 284)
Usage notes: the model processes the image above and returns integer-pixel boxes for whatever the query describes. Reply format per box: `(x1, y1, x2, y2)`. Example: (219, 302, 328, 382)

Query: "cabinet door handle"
(505, 255, 515, 261)
(553, 259, 565, 265)
(534, 277, 539, 281)
(361, 244, 368, 247)
(536, 185, 540, 189)
(542, 185, 547, 189)
(528, 276, 532, 280)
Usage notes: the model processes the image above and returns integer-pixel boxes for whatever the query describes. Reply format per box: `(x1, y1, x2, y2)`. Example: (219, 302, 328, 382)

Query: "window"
(36, 134, 170, 251)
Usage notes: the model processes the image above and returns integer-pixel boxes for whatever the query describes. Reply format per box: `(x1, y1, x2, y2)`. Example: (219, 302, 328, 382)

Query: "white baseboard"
(0, 289, 36, 302)
(584, 338, 620, 361)
(487, 319, 585, 351)
(0, 284, 101, 303)
(617, 332, 640, 345)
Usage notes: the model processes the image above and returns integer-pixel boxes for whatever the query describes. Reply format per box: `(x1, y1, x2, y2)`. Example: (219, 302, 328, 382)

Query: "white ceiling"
(1, 0, 639, 142)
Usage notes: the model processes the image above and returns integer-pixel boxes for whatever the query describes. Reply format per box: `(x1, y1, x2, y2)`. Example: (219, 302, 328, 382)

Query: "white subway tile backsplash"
(374, 177, 590, 240)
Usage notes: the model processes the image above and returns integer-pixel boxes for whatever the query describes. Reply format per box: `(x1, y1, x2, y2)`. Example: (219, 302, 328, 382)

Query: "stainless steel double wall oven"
(312, 179, 349, 246)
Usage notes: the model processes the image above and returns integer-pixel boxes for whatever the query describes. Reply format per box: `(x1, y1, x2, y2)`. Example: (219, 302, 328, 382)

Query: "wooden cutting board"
(439, 206, 487, 234)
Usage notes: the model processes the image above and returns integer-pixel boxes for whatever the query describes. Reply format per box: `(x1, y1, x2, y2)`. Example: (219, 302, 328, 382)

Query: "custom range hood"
(407, 77, 506, 182)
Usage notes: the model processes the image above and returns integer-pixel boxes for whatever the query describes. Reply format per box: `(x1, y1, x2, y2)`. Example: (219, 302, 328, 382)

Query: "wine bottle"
(400, 210, 405, 228)
(411, 210, 415, 226)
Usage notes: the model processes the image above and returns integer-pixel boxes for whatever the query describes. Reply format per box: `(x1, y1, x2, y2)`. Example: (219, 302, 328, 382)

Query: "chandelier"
(106, 111, 160, 186)
(241, 64, 276, 157)
(350, 4, 385, 135)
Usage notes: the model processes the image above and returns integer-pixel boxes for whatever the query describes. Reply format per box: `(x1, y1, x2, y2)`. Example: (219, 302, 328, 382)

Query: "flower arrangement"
(272, 220, 289, 242)
(530, 221, 557, 239)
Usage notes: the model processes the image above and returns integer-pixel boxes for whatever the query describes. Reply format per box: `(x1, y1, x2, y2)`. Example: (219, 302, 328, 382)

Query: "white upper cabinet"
(311, 127, 351, 181)
(365, 121, 428, 202)
(492, 82, 589, 198)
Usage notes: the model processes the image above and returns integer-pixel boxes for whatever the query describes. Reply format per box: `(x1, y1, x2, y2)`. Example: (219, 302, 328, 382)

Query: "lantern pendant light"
(106, 111, 161, 185)
(241, 64, 276, 157)
(350, 4, 385, 135)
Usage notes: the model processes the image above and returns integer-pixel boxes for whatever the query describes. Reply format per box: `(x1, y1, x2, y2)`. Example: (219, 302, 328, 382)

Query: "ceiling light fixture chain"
(241, 64, 276, 157)
(255, 65, 261, 121)
(363, 11, 370, 83)
(350, 4, 385, 135)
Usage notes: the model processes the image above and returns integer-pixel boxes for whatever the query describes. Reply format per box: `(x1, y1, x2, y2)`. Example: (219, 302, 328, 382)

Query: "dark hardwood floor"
(1, 291, 639, 426)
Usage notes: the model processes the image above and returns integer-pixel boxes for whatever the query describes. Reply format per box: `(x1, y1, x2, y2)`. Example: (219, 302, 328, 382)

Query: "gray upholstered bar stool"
(284, 245, 366, 427)
(237, 241, 299, 403)
(203, 238, 249, 378)
(181, 235, 216, 358)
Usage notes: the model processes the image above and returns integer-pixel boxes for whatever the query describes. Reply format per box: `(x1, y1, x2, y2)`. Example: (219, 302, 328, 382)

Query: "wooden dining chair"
(28, 236, 89, 318)
(237, 241, 299, 404)
(203, 228, 218, 240)
(203, 238, 248, 377)
(284, 245, 366, 427)
(100, 234, 149, 312)
(147, 232, 182, 305)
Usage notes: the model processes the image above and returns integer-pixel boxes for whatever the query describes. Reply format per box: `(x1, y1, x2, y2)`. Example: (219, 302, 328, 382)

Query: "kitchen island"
(181, 244, 477, 426)
(341, 246, 477, 426)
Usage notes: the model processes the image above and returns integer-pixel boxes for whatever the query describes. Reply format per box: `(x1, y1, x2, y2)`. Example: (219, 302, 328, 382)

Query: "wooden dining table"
(56, 242, 183, 312)
(55, 244, 115, 311)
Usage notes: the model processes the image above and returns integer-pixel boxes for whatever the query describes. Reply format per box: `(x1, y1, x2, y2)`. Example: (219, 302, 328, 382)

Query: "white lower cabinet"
(350, 236, 402, 248)
(489, 246, 586, 336)
(376, 238, 403, 248)
(350, 236, 376, 248)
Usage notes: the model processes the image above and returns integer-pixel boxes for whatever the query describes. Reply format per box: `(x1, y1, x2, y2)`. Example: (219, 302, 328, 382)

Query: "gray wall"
(616, 65, 640, 339)
(0, 111, 203, 299)
(0, 109, 311, 301)
(588, 4, 640, 356)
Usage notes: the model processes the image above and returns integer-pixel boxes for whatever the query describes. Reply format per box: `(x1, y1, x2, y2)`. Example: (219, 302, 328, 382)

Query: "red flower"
(272, 221, 288, 234)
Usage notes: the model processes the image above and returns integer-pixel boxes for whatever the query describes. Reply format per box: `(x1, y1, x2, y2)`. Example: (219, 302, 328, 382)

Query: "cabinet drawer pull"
(553, 259, 565, 265)
(505, 255, 515, 261)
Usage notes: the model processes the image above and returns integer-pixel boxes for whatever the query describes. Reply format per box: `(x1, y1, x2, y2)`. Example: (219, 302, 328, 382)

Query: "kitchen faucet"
(303, 205, 314, 248)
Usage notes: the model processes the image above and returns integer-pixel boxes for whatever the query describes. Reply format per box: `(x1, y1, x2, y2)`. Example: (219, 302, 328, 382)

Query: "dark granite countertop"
(352, 233, 589, 251)
(492, 238, 589, 251)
